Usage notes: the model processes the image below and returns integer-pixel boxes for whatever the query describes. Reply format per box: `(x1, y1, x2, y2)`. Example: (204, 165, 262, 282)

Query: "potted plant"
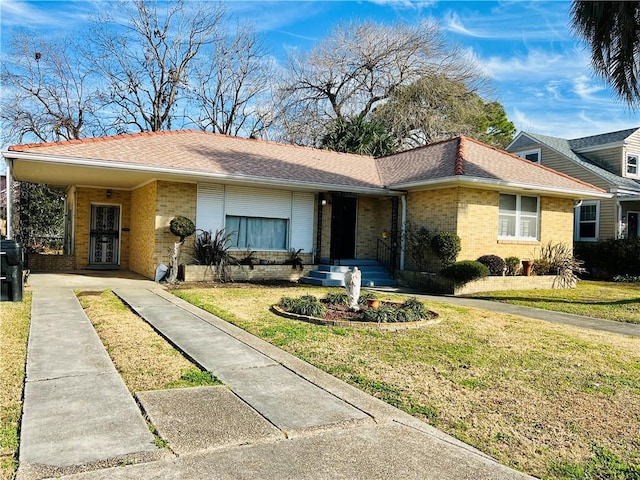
(521, 259, 534, 276)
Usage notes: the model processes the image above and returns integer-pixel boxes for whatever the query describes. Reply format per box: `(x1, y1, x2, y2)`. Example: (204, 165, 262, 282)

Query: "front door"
(628, 212, 639, 238)
(330, 195, 357, 260)
(89, 205, 120, 266)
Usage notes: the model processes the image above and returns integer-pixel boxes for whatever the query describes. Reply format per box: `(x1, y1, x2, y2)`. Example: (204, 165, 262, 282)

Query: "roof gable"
(377, 136, 606, 195)
(569, 127, 639, 150)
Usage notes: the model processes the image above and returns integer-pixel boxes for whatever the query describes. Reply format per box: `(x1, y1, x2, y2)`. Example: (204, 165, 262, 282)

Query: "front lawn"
(468, 280, 640, 324)
(173, 285, 640, 480)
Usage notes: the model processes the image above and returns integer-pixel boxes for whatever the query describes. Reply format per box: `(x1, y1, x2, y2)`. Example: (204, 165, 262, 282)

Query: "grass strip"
(0, 292, 31, 480)
(469, 280, 640, 324)
(77, 290, 221, 393)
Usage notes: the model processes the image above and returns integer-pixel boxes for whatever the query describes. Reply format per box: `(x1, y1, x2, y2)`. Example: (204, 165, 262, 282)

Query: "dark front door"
(89, 205, 120, 266)
(330, 195, 357, 260)
(629, 212, 639, 238)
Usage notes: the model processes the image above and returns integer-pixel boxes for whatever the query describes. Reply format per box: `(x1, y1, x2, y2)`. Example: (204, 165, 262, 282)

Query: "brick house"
(507, 127, 640, 241)
(2, 131, 608, 280)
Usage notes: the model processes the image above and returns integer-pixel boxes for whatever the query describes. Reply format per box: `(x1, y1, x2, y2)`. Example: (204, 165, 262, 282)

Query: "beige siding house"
(3, 131, 607, 281)
(507, 128, 640, 241)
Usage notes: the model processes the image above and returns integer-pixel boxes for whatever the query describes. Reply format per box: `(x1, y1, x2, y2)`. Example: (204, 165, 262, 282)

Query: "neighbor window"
(626, 154, 639, 177)
(226, 216, 288, 250)
(498, 194, 539, 240)
(515, 148, 541, 163)
(575, 201, 599, 241)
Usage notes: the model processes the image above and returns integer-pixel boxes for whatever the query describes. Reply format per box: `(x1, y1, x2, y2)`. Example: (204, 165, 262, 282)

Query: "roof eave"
(388, 175, 611, 199)
(2, 150, 391, 195)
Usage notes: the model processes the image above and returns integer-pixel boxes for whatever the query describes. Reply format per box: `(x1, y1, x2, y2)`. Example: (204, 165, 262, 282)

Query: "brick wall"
(154, 181, 198, 271)
(404, 187, 576, 270)
(130, 181, 157, 279)
(182, 264, 316, 282)
(74, 188, 131, 270)
(356, 197, 394, 259)
(27, 254, 75, 271)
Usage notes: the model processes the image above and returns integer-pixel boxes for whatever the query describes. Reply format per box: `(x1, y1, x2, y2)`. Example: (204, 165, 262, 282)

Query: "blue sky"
(1, 0, 637, 140)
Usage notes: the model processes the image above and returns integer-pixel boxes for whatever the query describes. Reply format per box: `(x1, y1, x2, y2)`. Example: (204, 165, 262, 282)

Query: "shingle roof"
(8, 130, 383, 190)
(522, 132, 640, 193)
(377, 136, 606, 194)
(568, 127, 639, 150)
(7, 130, 606, 196)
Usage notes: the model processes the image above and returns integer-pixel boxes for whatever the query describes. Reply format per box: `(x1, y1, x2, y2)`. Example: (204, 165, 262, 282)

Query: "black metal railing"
(376, 238, 396, 275)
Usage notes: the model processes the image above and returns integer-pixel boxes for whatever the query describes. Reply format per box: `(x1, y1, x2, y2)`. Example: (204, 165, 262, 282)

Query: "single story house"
(507, 127, 640, 241)
(2, 130, 608, 280)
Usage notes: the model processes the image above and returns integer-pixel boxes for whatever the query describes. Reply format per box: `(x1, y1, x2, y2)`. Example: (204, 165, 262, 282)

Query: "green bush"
(440, 260, 489, 285)
(576, 238, 640, 278)
(431, 232, 461, 267)
(324, 292, 348, 305)
(405, 224, 432, 271)
(169, 216, 196, 241)
(505, 256, 520, 276)
(278, 295, 325, 318)
(476, 255, 506, 276)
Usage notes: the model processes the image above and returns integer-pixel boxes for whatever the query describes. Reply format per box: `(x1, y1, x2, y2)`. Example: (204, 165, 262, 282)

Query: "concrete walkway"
(18, 272, 534, 480)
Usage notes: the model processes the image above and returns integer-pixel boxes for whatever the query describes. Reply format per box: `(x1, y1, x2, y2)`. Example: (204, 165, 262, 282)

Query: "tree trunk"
(168, 240, 183, 284)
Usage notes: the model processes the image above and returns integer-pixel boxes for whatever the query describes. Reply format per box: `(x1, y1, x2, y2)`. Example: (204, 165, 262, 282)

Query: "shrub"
(505, 256, 520, 276)
(358, 291, 378, 305)
(431, 232, 461, 267)
(400, 297, 428, 317)
(576, 238, 640, 278)
(169, 216, 196, 241)
(535, 242, 585, 287)
(363, 306, 396, 323)
(440, 260, 489, 285)
(279, 295, 326, 318)
(476, 255, 506, 276)
(193, 229, 238, 282)
(405, 224, 431, 271)
(283, 248, 304, 270)
(324, 292, 348, 305)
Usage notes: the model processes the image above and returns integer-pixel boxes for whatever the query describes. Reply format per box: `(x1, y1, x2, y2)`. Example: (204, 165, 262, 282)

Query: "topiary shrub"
(170, 216, 196, 241)
(505, 256, 520, 276)
(476, 255, 506, 276)
(440, 260, 489, 285)
(431, 232, 461, 267)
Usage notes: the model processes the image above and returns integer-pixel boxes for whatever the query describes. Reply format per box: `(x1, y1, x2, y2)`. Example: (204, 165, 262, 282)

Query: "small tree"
(168, 215, 195, 283)
(405, 224, 431, 271)
(431, 231, 461, 268)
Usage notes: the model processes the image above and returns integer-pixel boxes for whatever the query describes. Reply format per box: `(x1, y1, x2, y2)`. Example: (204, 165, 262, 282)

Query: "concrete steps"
(300, 260, 396, 287)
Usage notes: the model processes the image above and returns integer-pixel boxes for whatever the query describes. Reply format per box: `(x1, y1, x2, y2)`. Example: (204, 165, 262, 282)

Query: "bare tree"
(278, 20, 481, 145)
(1, 33, 102, 144)
(188, 23, 275, 138)
(82, 0, 226, 132)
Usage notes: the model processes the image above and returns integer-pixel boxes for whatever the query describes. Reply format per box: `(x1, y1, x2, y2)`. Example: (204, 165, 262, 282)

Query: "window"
(515, 148, 541, 163)
(226, 215, 288, 250)
(626, 154, 639, 177)
(498, 194, 539, 240)
(575, 201, 599, 241)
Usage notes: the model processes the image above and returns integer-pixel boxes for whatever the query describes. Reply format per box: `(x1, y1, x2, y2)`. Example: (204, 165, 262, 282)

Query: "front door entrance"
(628, 212, 639, 238)
(89, 205, 120, 267)
(330, 195, 357, 261)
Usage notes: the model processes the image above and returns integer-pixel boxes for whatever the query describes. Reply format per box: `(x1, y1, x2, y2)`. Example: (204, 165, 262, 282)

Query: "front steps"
(300, 260, 396, 287)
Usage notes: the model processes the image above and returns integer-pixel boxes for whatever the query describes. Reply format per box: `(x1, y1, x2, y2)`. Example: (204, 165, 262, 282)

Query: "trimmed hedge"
(441, 260, 490, 285)
(575, 238, 640, 278)
(477, 255, 506, 276)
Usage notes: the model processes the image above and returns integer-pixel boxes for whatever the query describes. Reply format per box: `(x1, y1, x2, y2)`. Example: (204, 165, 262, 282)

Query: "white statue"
(344, 267, 362, 311)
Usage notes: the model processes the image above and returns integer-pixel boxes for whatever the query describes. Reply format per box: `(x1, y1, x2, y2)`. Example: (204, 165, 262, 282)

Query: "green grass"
(469, 280, 640, 324)
(172, 285, 640, 480)
(0, 292, 32, 480)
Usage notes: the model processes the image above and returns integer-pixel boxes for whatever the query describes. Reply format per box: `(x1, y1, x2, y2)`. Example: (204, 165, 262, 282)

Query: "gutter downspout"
(400, 194, 407, 270)
(5, 158, 12, 239)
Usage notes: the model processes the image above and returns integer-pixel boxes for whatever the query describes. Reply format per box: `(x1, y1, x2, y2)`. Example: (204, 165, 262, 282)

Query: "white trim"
(390, 175, 611, 199)
(625, 153, 639, 178)
(5, 159, 12, 239)
(514, 148, 541, 164)
(574, 200, 600, 242)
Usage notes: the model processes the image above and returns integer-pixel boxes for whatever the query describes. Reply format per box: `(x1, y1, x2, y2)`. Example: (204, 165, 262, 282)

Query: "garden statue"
(344, 266, 361, 310)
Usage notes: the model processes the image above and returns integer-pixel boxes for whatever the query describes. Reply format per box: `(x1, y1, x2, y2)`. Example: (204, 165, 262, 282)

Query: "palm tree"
(571, 1, 640, 106)
(321, 115, 397, 157)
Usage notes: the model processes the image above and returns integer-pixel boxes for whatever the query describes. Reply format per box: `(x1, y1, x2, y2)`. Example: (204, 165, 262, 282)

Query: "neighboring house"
(507, 127, 640, 241)
(2, 131, 607, 280)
